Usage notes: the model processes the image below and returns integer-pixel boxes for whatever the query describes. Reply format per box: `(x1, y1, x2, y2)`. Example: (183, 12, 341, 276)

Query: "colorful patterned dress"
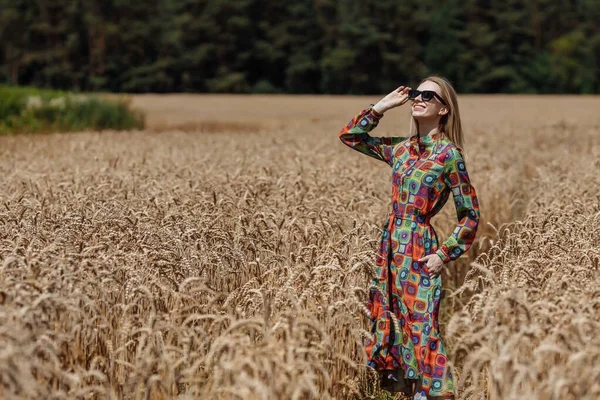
(339, 104, 481, 397)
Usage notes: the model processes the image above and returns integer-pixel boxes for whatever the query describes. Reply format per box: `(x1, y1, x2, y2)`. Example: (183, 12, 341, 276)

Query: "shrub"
(0, 85, 145, 134)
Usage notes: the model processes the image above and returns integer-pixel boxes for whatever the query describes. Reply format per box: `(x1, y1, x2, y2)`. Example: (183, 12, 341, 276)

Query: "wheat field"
(0, 94, 599, 399)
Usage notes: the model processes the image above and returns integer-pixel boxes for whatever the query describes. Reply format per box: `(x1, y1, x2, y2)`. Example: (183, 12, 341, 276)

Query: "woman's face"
(410, 80, 448, 120)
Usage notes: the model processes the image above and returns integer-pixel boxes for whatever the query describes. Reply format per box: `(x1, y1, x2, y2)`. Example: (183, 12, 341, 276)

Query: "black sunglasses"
(408, 89, 447, 106)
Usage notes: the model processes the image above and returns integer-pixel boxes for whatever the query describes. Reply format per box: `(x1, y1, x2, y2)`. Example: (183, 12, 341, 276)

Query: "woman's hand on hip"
(373, 86, 411, 114)
(418, 253, 445, 278)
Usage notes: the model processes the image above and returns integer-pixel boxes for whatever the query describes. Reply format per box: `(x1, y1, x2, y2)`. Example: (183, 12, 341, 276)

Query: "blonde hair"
(408, 75, 466, 154)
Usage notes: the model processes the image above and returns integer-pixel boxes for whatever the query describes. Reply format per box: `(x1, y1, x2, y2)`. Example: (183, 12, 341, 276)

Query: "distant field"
(0, 95, 599, 399)
(132, 93, 600, 132)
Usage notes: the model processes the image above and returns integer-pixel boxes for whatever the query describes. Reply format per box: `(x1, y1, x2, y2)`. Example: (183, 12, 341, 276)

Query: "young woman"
(338, 76, 481, 400)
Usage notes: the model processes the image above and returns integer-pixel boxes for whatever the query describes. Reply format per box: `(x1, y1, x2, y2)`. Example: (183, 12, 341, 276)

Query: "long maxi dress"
(339, 104, 481, 398)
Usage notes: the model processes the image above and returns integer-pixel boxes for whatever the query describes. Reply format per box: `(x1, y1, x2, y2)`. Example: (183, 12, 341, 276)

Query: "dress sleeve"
(435, 146, 481, 263)
(339, 104, 408, 167)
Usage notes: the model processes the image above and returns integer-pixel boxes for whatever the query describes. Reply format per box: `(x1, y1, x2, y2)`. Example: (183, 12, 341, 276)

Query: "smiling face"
(410, 80, 448, 121)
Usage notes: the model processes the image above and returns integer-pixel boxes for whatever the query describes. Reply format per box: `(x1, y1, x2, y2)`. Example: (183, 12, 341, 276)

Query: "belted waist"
(388, 209, 431, 224)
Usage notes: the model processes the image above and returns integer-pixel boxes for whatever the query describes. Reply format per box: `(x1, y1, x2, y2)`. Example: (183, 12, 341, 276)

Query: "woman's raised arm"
(338, 104, 408, 166)
(339, 86, 412, 166)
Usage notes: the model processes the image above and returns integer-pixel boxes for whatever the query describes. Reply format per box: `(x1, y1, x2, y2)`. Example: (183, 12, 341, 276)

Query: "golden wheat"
(0, 94, 598, 399)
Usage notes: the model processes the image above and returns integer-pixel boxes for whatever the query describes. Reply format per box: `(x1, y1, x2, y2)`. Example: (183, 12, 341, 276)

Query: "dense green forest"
(1, 0, 599, 94)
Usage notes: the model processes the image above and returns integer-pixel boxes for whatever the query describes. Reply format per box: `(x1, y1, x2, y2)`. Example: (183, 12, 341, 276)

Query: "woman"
(338, 76, 480, 400)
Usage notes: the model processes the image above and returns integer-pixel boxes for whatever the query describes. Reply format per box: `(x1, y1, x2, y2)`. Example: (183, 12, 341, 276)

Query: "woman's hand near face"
(373, 86, 411, 114)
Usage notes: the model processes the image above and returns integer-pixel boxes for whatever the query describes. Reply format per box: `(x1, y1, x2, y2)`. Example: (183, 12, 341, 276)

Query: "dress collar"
(410, 131, 444, 144)
(409, 131, 445, 154)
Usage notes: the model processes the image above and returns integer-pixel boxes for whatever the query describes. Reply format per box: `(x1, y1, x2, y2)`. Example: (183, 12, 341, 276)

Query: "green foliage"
(548, 31, 597, 94)
(251, 79, 282, 94)
(206, 71, 250, 93)
(0, 0, 599, 94)
(0, 86, 144, 134)
(0, 86, 66, 120)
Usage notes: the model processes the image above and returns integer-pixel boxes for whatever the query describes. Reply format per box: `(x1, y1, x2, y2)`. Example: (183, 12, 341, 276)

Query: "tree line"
(1, 0, 599, 94)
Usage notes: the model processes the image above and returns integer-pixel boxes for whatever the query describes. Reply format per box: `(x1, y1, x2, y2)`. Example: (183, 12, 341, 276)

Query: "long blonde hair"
(408, 75, 465, 153)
